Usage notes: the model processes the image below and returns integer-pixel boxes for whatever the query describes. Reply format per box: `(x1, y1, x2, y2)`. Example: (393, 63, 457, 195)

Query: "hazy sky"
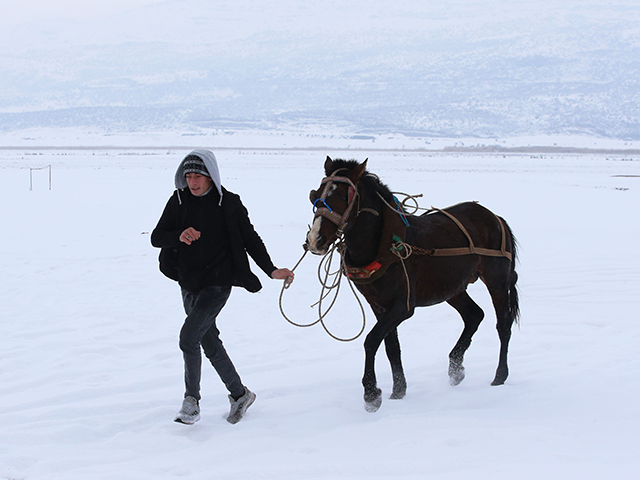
(0, 0, 160, 25)
(2, 0, 639, 139)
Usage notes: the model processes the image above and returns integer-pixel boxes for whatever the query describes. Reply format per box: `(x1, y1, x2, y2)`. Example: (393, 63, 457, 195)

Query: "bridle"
(312, 169, 359, 233)
(280, 170, 368, 342)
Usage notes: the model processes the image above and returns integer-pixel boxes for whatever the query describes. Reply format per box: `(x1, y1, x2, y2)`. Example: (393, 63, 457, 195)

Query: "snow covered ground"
(1, 141, 639, 479)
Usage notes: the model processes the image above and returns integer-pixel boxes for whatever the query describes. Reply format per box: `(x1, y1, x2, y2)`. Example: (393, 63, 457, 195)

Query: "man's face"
(186, 173, 213, 196)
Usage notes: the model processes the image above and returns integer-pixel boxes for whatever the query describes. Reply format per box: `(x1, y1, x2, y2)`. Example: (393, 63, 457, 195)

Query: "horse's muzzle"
(307, 233, 328, 255)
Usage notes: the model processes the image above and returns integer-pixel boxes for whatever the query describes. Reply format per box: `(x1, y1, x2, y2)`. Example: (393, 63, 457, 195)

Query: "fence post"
(29, 165, 52, 191)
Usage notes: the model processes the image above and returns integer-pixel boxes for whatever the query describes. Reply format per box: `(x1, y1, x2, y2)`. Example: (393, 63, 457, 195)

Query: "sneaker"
(174, 396, 200, 425)
(227, 387, 256, 424)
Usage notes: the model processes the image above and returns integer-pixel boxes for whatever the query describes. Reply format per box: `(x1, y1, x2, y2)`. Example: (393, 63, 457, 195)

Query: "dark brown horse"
(306, 157, 519, 412)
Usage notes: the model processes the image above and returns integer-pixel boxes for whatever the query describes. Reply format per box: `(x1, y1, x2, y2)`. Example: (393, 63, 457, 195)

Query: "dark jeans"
(180, 285, 244, 401)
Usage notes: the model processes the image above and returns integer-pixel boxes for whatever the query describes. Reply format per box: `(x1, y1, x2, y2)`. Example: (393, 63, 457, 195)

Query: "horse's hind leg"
(384, 328, 407, 399)
(490, 293, 515, 386)
(484, 268, 519, 386)
(447, 291, 485, 386)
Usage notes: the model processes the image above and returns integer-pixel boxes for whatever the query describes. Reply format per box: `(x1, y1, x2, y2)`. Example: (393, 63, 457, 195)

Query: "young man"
(151, 149, 294, 425)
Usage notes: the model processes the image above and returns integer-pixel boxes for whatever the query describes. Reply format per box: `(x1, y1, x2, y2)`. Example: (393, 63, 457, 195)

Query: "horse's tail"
(503, 218, 520, 325)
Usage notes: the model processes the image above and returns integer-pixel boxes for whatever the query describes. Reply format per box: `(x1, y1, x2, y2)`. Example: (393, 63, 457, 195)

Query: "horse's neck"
(344, 192, 383, 266)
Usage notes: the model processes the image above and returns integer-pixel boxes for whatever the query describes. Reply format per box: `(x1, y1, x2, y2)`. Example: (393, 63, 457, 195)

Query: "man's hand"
(271, 268, 295, 286)
(180, 227, 201, 245)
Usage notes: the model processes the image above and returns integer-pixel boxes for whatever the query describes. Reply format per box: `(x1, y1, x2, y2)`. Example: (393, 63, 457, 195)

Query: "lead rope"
(392, 243, 413, 311)
(279, 237, 367, 342)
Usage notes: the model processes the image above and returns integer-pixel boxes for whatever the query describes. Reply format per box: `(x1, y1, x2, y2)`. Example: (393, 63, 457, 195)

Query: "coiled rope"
(279, 237, 368, 342)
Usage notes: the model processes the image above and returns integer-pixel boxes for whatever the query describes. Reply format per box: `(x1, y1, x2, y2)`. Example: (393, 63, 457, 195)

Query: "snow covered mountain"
(1, 0, 639, 139)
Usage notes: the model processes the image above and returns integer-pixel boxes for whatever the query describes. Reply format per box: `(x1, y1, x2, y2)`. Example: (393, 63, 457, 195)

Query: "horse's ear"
(353, 158, 368, 180)
(324, 156, 333, 174)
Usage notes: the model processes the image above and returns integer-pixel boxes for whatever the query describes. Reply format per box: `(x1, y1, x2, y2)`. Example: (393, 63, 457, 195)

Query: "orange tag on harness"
(347, 260, 383, 279)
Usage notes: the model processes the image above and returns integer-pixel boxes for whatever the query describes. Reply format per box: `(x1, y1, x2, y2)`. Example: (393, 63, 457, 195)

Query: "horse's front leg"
(385, 328, 407, 399)
(362, 324, 384, 412)
(362, 305, 412, 412)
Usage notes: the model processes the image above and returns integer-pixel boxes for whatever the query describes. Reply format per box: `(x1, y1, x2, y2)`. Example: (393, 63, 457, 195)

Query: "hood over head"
(174, 149, 223, 205)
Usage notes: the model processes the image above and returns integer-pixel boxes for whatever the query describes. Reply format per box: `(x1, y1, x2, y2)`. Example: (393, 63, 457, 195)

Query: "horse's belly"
(411, 258, 480, 305)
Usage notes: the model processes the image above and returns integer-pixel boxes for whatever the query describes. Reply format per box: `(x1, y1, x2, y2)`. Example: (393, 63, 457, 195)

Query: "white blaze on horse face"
(307, 216, 324, 253)
(307, 182, 338, 253)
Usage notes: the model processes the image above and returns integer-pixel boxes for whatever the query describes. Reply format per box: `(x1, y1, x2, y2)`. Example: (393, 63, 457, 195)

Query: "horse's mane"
(327, 159, 394, 203)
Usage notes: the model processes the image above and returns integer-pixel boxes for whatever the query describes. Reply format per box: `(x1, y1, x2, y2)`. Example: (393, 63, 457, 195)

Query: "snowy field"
(1, 144, 639, 479)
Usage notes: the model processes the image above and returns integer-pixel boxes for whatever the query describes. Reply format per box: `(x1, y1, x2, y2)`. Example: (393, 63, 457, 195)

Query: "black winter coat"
(151, 187, 276, 293)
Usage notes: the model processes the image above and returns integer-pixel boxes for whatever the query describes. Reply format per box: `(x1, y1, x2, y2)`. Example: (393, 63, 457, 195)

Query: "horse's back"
(413, 201, 505, 250)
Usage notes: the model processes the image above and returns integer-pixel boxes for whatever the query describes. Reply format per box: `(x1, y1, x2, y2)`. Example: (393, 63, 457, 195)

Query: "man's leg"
(200, 305, 245, 399)
(179, 285, 233, 400)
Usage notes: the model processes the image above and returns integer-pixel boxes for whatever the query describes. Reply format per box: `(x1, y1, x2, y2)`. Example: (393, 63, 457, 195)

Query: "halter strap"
(313, 171, 359, 232)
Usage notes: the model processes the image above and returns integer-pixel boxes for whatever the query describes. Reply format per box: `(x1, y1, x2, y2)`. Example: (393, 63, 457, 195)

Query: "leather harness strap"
(423, 208, 512, 261)
(346, 205, 512, 284)
(316, 170, 512, 284)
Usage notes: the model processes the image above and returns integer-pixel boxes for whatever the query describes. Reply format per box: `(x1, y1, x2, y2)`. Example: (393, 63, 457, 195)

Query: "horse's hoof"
(389, 390, 406, 400)
(390, 375, 407, 399)
(491, 368, 508, 386)
(364, 388, 382, 412)
(365, 396, 382, 413)
(449, 366, 465, 386)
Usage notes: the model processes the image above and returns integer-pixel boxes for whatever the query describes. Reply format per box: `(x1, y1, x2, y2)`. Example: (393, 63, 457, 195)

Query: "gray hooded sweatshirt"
(174, 149, 223, 205)
(153, 149, 277, 292)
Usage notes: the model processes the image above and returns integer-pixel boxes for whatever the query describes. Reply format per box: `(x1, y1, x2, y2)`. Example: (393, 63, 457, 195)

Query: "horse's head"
(306, 156, 368, 255)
